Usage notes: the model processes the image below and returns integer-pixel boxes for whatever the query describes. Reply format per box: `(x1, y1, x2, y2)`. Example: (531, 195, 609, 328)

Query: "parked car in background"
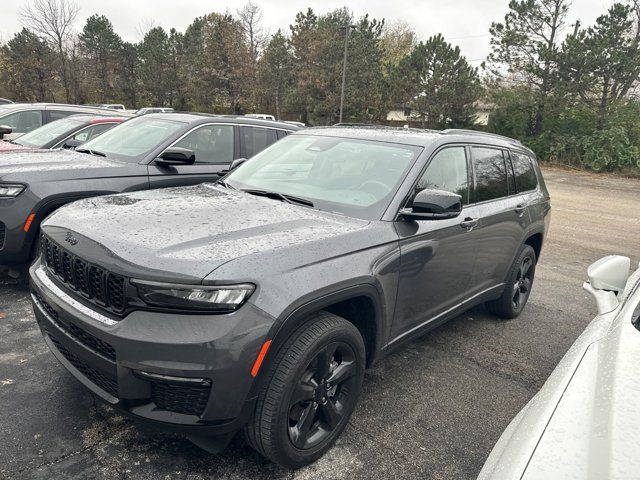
(0, 114, 299, 276)
(28, 127, 549, 468)
(245, 113, 276, 121)
(136, 107, 175, 115)
(95, 104, 126, 111)
(0, 103, 119, 140)
(0, 115, 127, 152)
(0, 98, 13, 105)
(479, 255, 640, 480)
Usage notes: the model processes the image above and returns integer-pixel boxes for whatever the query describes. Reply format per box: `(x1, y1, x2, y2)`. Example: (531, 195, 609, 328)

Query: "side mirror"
(400, 189, 462, 221)
(583, 255, 631, 314)
(229, 157, 248, 171)
(62, 138, 83, 149)
(0, 125, 12, 140)
(155, 147, 196, 166)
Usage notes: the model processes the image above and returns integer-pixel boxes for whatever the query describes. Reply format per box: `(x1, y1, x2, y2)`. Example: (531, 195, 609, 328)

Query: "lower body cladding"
(28, 261, 274, 451)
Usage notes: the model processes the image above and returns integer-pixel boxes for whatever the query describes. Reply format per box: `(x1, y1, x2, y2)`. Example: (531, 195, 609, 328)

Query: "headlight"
(0, 183, 26, 197)
(132, 279, 255, 313)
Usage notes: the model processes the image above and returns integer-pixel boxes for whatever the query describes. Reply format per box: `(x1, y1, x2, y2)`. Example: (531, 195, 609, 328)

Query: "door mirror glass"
(155, 147, 196, 166)
(0, 125, 12, 139)
(401, 189, 462, 220)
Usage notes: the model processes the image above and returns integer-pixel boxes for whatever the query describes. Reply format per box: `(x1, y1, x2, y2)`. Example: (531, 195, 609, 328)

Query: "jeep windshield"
(76, 116, 185, 162)
(225, 134, 422, 220)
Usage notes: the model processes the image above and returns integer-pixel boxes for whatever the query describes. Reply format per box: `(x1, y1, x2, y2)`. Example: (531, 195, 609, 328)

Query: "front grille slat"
(41, 234, 126, 315)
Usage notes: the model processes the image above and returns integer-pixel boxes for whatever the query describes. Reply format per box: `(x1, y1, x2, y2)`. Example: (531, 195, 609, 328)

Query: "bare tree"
(237, 1, 267, 64)
(20, 0, 79, 102)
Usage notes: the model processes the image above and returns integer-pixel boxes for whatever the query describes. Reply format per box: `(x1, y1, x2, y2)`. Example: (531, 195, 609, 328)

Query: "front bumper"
(29, 261, 275, 435)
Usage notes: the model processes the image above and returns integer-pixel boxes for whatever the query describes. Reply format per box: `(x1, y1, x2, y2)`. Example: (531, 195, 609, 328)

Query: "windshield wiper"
(76, 148, 107, 157)
(241, 188, 314, 207)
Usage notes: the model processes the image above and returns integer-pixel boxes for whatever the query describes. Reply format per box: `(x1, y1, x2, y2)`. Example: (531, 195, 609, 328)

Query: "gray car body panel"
(478, 263, 640, 480)
(29, 126, 550, 437)
(0, 115, 300, 266)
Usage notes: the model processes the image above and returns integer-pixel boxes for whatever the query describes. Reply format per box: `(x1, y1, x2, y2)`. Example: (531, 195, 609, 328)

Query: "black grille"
(151, 380, 211, 416)
(41, 234, 127, 315)
(35, 293, 59, 321)
(35, 292, 116, 361)
(47, 331, 118, 397)
(0, 221, 5, 249)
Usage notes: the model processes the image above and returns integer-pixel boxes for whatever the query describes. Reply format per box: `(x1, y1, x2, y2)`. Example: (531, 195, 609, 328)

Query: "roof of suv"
(142, 113, 303, 130)
(302, 126, 532, 154)
(0, 103, 127, 114)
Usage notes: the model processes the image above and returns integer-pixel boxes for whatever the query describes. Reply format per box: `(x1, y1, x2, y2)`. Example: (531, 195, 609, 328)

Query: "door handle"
(515, 203, 526, 215)
(460, 217, 478, 230)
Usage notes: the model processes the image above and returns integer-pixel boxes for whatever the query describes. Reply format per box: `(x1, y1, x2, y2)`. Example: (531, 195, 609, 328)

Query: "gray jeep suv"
(29, 127, 550, 468)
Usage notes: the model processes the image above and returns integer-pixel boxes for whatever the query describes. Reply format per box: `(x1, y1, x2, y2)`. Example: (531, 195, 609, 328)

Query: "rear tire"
(245, 311, 365, 469)
(486, 244, 536, 319)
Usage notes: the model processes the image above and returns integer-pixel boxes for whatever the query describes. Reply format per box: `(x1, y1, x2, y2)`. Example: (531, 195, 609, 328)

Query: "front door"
(148, 123, 237, 189)
(392, 145, 480, 340)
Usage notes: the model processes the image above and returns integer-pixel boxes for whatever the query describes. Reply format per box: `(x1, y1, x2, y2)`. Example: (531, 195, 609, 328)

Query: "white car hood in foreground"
(479, 265, 640, 480)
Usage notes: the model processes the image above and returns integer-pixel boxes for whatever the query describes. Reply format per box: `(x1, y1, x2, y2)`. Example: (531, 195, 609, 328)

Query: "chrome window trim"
(158, 122, 295, 165)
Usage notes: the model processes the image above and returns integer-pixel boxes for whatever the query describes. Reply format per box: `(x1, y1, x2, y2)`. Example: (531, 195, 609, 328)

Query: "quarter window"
(472, 147, 510, 202)
(242, 126, 277, 158)
(173, 124, 234, 164)
(415, 147, 469, 205)
(510, 151, 538, 192)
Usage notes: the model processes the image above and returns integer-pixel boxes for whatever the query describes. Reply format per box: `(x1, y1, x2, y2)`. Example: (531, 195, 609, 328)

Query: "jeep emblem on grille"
(64, 232, 78, 246)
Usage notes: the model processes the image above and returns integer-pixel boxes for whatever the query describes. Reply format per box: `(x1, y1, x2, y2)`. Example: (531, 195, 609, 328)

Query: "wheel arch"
(247, 283, 385, 399)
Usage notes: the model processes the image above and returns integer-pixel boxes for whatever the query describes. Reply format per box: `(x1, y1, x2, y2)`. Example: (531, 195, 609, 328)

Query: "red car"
(0, 115, 127, 153)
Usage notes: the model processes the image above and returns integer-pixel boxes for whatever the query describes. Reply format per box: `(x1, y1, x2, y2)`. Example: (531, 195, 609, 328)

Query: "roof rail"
(441, 129, 523, 146)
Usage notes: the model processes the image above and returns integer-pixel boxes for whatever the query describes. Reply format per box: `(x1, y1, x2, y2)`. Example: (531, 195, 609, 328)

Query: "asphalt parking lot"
(1, 166, 639, 480)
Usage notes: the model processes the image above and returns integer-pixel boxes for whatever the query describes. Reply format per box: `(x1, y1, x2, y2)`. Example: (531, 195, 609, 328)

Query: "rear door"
(147, 123, 237, 189)
(468, 146, 528, 295)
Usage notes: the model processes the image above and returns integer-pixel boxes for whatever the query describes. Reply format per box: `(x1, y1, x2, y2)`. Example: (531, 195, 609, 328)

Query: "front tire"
(245, 311, 365, 469)
(486, 244, 537, 319)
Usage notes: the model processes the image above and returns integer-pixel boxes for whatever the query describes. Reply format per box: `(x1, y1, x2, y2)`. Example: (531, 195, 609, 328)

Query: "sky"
(0, 0, 615, 65)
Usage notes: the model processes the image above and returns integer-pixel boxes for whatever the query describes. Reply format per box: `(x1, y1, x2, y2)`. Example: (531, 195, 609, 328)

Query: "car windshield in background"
(226, 134, 422, 220)
(77, 116, 184, 162)
(13, 116, 84, 147)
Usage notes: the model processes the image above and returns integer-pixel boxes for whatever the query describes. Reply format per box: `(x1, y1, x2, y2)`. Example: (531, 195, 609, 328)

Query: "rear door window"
(242, 126, 277, 158)
(472, 147, 510, 202)
(510, 151, 538, 192)
(48, 110, 79, 122)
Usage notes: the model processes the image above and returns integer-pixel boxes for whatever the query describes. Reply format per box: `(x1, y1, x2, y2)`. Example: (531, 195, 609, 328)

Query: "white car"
(479, 255, 640, 479)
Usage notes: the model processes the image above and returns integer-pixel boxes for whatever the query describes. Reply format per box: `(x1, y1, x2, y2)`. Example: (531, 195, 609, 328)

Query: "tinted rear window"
(511, 151, 538, 192)
(472, 147, 509, 202)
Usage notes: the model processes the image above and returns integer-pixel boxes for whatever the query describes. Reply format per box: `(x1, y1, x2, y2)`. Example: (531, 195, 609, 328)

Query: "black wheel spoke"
(521, 277, 531, 293)
(327, 360, 355, 385)
(291, 403, 318, 448)
(314, 344, 335, 382)
(291, 380, 316, 405)
(320, 399, 343, 429)
(521, 258, 532, 277)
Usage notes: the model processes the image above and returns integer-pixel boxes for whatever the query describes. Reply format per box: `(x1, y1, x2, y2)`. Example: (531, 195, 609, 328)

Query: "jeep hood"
(42, 184, 370, 282)
(0, 149, 127, 180)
